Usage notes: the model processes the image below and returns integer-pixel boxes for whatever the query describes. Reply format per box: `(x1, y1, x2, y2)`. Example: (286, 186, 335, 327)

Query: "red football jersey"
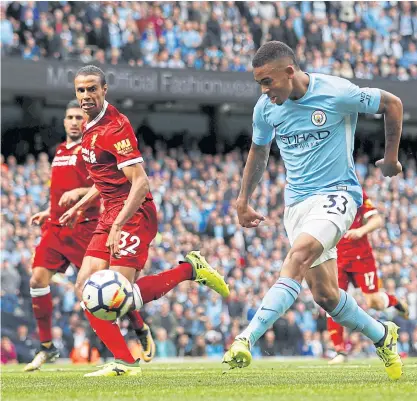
(337, 190, 378, 262)
(81, 101, 153, 210)
(49, 141, 100, 224)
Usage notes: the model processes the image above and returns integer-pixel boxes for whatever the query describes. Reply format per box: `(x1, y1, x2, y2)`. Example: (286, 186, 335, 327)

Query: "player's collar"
(85, 100, 109, 131)
(65, 140, 82, 150)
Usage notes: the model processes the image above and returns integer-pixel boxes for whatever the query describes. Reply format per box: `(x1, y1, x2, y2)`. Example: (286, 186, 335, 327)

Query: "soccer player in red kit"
(24, 101, 155, 372)
(327, 190, 409, 364)
(60, 65, 229, 377)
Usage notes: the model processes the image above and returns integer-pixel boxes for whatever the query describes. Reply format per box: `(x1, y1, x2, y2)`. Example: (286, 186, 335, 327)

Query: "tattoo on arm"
(239, 141, 272, 201)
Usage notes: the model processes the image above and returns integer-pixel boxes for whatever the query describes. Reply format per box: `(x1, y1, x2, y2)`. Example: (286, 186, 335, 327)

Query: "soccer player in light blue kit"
(222, 41, 404, 380)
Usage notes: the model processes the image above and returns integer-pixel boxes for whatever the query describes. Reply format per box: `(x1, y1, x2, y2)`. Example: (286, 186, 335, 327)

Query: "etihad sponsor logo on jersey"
(82, 147, 97, 163)
(279, 130, 330, 148)
(114, 139, 133, 155)
(52, 155, 77, 167)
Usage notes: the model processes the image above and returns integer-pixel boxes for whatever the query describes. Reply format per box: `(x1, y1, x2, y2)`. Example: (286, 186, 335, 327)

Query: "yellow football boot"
(185, 251, 230, 297)
(222, 338, 252, 369)
(375, 322, 403, 380)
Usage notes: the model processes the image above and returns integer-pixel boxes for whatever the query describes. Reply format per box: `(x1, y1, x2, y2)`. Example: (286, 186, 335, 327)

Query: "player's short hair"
(66, 99, 80, 110)
(75, 65, 107, 86)
(252, 41, 300, 69)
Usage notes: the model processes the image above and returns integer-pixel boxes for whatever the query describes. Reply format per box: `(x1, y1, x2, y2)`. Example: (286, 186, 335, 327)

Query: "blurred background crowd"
(1, 143, 417, 363)
(1, 1, 417, 79)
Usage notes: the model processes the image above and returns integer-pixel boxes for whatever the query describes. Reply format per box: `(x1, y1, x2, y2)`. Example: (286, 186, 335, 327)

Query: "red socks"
(127, 310, 144, 331)
(84, 309, 135, 363)
(327, 316, 345, 352)
(136, 262, 193, 304)
(31, 287, 53, 343)
(387, 294, 399, 308)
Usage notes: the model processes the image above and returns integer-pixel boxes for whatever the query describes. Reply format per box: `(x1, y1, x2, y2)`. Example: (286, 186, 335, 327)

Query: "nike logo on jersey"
(260, 306, 279, 313)
(273, 121, 284, 129)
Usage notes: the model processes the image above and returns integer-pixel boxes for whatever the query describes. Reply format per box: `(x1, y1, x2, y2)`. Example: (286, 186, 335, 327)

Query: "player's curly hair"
(66, 99, 80, 110)
(252, 41, 300, 69)
(75, 65, 107, 86)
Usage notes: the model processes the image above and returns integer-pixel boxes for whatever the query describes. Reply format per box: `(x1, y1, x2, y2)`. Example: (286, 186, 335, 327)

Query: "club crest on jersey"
(114, 139, 133, 155)
(311, 110, 326, 126)
(91, 134, 98, 148)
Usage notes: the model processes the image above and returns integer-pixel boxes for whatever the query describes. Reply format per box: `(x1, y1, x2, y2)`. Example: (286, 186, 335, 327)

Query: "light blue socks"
(329, 289, 385, 343)
(238, 277, 301, 347)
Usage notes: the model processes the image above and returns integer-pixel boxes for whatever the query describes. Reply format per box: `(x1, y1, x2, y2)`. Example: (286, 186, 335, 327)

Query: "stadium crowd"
(1, 1, 417, 79)
(1, 142, 417, 363)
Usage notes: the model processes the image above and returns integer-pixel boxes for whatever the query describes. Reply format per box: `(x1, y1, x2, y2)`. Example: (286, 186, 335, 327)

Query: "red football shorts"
(85, 200, 157, 270)
(337, 254, 379, 294)
(32, 220, 98, 272)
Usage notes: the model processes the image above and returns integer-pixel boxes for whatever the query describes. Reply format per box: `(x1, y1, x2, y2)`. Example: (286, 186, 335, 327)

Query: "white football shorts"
(284, 191, 357, 268)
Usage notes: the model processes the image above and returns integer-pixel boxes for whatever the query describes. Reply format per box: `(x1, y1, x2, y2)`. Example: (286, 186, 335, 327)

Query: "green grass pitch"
(2, 358, 417, 401)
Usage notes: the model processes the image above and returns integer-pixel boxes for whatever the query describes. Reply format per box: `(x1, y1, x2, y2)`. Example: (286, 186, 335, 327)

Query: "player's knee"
(30, 268, 51, 289)
(312, 287, 340, 312)
(286, 242, 320, 277)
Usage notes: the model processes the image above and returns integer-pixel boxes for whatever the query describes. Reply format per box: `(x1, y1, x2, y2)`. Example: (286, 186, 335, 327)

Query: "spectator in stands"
(14, 325, 37, 363)
(260, 330, 279, 357)
(400, 42, 417, 68)
(155, 328, 176, 358)
(151, 302, 179, 341)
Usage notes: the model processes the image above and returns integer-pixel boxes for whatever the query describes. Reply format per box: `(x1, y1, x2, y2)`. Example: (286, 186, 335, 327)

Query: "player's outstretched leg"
(132, 251, 229, 309)
(127, 310, 155, 363)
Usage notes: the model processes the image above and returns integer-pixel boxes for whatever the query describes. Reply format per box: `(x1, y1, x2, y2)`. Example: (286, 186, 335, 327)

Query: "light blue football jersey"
(252, 73, 381, 207)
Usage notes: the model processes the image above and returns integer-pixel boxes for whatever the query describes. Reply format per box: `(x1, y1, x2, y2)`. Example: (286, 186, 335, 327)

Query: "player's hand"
(236, 200, 266, 228)
(344, 228, 365, 240)
(106, 223, 122, 258)
(375, 159, 402, 177)
(59, 189, 81, 207)
(59, 207, 82, 228)
(29, 210, 50, 226)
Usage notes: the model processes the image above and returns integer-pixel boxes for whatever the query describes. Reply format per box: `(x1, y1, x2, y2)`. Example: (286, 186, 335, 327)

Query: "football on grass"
(82, 270, 134, 321)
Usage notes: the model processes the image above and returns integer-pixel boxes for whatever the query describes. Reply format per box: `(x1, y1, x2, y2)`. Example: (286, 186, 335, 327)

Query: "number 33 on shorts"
(318, 192, 357, 234)
(323, 194, 349, 215)
(118, 231, 140, 256)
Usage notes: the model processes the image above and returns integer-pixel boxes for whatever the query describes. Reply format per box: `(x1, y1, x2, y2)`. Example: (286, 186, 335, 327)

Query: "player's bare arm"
(59, 185, 100, 227)
(106, 163, 150, 257)
(344, 213, 383, 240)
(375, 90, 403, 177)
(58, 187, 93, 207)
(236, 141, 271, 228)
